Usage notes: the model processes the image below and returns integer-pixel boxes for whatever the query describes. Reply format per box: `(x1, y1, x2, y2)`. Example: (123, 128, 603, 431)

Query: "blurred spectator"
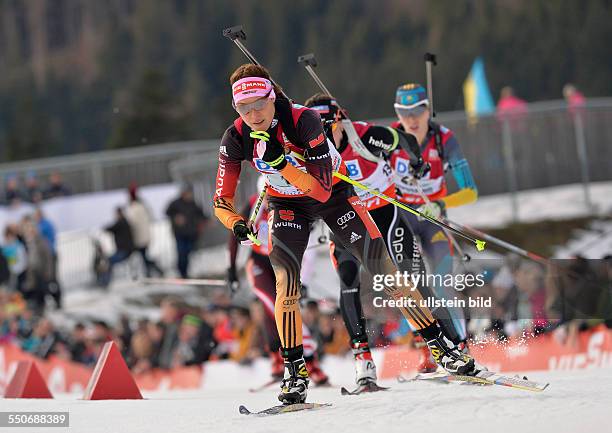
(157, 297, 182, 369)
(0, 249, 9, 287)
(4, 175, 24, 206)
(92, 320, 113, 342)
(21, 318, 59, 359)
(513, 262, 549, 335)
(317, 307, 350, 356)
(116, 314, 134, 355)
(125, 185, 163, 277)
(146, 321, 165, 368)
(165, 186, 208, 278)
(247, 301, 268, 353)
(563, 83, 586, 115)
(547, 256, 608, 346)
(302, 300, 325, 357)
(211, 305, 233, 359)
(383, 314, 413, 346)
(79, 332, 100, 367)
(130, 320, 155, 374)
(0, 289, 29, 344)
(466, 282, 494, 340)
(496, 86, 528, 130)
(21, 217, 54, 314)
(68, 323, 87, 363)
(100, 207, 135, 287)
(25, 172, 43, 203)
(44, 172, 71, 199)
(229, 306, 258, 364)
(33, 208, 61, 308)
(172, 314, 215, 367)
(92, 238, 110, 286)
(34, 208, 56, 254)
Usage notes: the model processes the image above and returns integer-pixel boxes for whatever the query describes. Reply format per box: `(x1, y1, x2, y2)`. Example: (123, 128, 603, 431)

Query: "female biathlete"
(213, 64, 477, 404)
(390, 83, 479, 371)
(226, 178, 329, 386)
(304, 93, 431, 390)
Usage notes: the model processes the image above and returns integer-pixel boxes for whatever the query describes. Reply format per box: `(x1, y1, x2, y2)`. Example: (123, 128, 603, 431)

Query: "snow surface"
(1, 368, 610, 433)
(447, 180, 612, 229)
(554, 219, 612, 259)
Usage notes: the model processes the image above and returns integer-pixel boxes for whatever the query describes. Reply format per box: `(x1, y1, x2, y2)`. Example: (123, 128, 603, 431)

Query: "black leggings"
(332, 203, 466, 345)
(268, 183, 435, 360)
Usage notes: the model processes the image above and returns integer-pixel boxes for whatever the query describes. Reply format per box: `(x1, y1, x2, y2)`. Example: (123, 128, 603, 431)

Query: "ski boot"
(305, 354, 329, 386)
(278, 357, 309, 404)
(353, 341, 377, 386)
(413, 334, 438, 373)
(457, 340, 489, 372)
(345, 341, 388, 394)
(420, 324, 476, 375)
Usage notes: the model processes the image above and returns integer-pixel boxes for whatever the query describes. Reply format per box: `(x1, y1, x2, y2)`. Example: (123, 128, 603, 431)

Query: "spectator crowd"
(4, 171, 71, 206)
(2, 252, 609, 375)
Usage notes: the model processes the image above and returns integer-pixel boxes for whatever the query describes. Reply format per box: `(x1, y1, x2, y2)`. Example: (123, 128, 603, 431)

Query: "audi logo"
(337, 211, 356, 226)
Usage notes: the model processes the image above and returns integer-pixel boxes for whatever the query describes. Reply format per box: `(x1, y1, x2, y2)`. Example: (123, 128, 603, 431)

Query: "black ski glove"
(410, 158, 430, 179)
(232, 220, 256, 245)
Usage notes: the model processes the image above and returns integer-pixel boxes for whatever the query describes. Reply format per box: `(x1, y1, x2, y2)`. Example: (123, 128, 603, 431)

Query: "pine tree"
(108, 69, 193, 149)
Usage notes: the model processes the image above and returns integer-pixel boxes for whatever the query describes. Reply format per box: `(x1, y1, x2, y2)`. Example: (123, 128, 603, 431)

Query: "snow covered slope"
(2, 368, 610, 433)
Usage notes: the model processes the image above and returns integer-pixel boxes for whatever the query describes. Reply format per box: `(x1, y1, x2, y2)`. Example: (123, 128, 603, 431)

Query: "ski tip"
(537, 382, 550, 392)
(238, 405, 251, 415)
(475, 239, 486, 251)
(340, 384, 390, 395)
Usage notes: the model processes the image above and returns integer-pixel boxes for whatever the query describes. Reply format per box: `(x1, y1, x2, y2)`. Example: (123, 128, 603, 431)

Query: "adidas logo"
(350, 232, 362, 243)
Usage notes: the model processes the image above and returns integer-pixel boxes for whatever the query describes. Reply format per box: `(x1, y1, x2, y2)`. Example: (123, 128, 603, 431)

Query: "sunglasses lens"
(235, 92, 271, 115)
(395, 104, 427, 118)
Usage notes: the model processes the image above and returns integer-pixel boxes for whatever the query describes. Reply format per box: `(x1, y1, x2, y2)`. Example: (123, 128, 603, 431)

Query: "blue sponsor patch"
(254, 156, 301, 173)
(345, 159, 363, 179)
(394, 158, 410, 174)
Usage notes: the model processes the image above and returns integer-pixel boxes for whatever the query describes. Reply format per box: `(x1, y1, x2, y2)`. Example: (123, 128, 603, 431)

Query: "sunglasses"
(394, 102, 428, 118)
(233, 91, 272, 116)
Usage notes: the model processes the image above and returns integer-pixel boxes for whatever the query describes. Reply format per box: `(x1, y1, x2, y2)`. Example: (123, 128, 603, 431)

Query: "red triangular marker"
(83, 341, 143, 400)
(4, 360, 53, 398)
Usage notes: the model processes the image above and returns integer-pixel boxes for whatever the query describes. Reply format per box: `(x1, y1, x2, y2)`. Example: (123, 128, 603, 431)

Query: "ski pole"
(446, 221, 552, 266)
(449, 220, 611, 292)
(244, 185, 266, 246)
(424, 52, 437, 117)
(409, 176, 471, 262)
(223, 24, 282, 246)
(223, 25, 290, 99)
(289, 152, 486, 251)
(298, 53, 379, 163)
(421, 52, 470, 260)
